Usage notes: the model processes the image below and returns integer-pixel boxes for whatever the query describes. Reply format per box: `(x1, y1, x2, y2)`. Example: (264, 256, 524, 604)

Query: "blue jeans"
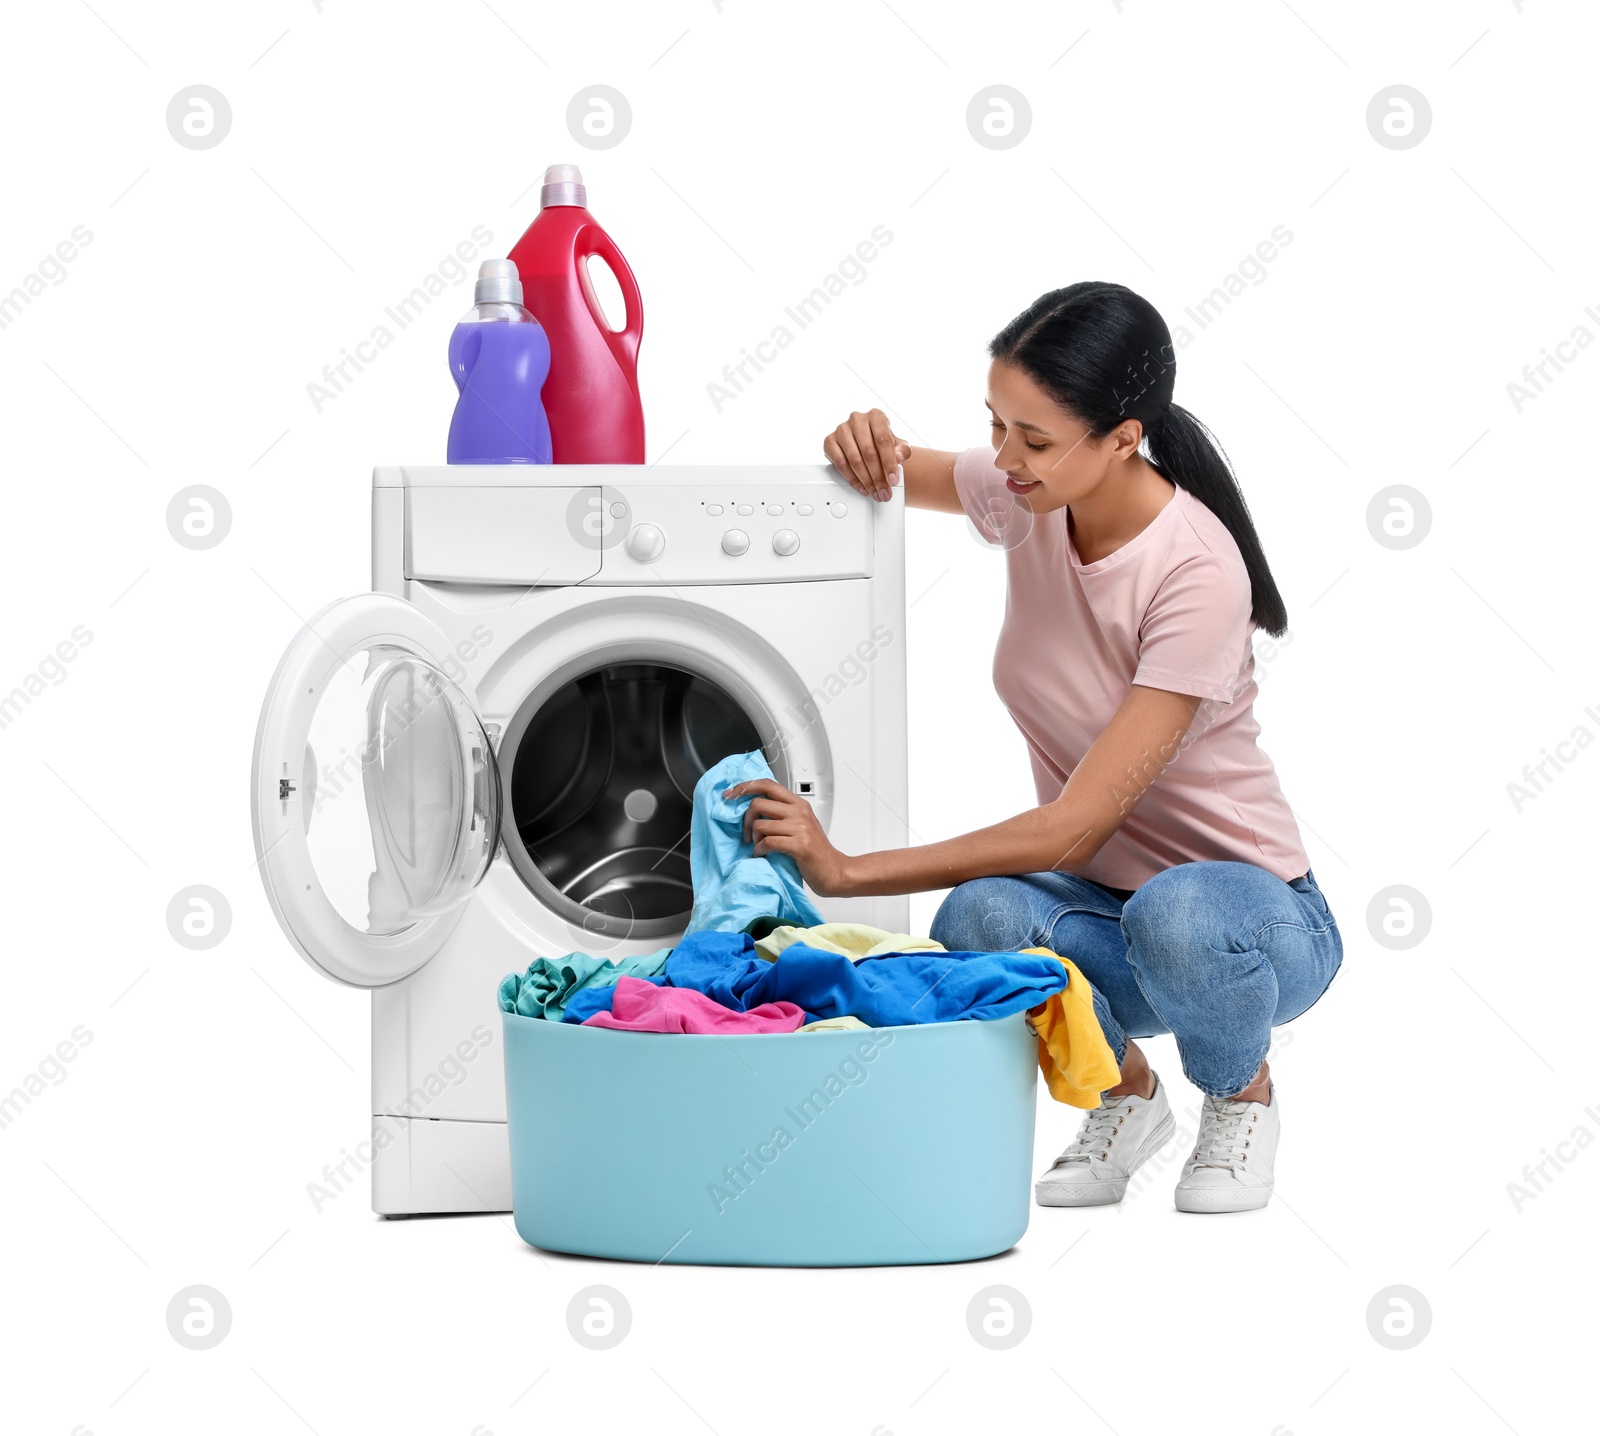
(930, 862, 1343, 1098)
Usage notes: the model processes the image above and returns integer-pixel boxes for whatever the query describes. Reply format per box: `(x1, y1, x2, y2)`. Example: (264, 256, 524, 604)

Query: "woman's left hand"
(723, 778, 855, 897)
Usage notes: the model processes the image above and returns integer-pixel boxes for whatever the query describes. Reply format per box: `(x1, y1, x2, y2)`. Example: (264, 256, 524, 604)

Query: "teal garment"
(684, 752, 824, 938)
(498, 948, 671, 1022)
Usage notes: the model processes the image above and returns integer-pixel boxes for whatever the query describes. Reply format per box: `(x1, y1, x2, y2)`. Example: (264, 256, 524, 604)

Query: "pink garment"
(581, 977, 807, 1034)
(954, 446, 1310, 889)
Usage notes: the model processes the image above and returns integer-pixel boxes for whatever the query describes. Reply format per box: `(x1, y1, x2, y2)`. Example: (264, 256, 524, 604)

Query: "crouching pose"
(728, 282, 1342, 1213)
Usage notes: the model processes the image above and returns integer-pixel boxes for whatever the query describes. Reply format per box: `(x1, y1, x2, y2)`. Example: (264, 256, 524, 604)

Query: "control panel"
(584, 484, 872, 585)
(387, 466, 877, 587)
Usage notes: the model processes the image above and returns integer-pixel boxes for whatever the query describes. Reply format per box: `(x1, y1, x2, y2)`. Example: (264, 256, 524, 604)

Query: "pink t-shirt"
(954, 447, 1310, 890)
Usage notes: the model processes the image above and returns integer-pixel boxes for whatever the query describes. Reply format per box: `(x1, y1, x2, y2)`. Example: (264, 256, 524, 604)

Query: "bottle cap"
(474, 257, 524, 306)
(540, 163, 587, 209)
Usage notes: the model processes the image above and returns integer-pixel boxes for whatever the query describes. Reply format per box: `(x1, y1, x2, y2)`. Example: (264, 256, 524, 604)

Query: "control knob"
(625, 523, 665, 563)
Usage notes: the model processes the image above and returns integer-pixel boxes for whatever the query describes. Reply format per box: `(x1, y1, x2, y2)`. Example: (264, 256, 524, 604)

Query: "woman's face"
(986, 358, 1137, 511)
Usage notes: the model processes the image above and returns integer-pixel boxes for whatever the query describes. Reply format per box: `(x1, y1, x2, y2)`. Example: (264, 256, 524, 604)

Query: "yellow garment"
(796, 1015, 871, 1033)
(754, 922, 946, 963)
(1022, 948, 1120, 1109)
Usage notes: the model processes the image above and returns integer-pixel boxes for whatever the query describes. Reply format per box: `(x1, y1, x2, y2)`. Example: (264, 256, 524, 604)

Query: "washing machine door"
(251, 593, 502, 987)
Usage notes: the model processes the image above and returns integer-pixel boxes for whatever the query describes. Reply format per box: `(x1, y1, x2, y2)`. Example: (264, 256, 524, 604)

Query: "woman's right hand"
(824, 409, 910, 504)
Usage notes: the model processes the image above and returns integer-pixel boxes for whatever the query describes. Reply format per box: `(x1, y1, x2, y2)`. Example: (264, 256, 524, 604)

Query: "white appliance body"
(251, 465, 908, 1215)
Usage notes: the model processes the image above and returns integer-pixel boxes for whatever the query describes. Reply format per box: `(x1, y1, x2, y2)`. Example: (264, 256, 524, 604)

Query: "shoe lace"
(1190, 1096, 1256, 1170)
(1058, 1103, 1129, 1164)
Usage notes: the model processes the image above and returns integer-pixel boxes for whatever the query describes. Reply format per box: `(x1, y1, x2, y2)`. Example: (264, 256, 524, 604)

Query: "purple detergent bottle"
(447, 258, 553, 464)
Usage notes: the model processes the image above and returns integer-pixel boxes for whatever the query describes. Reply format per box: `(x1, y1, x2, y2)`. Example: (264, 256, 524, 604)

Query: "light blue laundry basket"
(502, 1010, 1038, 1266)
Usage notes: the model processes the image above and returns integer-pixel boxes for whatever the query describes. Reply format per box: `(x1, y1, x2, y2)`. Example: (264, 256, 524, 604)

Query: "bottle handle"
(575, 223, 643, 369)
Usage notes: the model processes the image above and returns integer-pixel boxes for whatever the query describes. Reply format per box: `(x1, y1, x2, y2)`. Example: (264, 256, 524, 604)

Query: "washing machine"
(250, 464, 908, 1215)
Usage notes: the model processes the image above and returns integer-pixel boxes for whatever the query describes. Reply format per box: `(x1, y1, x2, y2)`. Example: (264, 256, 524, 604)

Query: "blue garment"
(662, 930, 1067, 1027)
(561, 973, 668, 1024)
(560, 932, 754, 1023)
(930, 862, 1342, 1097)
(497, 748, 822, 1023)
(684, 751, 824, 937)
(498, 948, 671, 1022)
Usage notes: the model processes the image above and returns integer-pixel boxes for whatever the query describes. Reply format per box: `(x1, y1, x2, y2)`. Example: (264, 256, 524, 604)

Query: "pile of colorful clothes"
(498, 752, 1118, 1107)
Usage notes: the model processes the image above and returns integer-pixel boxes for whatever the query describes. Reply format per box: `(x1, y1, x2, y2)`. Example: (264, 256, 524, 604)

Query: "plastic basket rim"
(499, 1008, 1031, 1041)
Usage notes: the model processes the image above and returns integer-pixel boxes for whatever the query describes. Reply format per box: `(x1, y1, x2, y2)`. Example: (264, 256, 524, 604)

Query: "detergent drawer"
(404, 485, 603, 585)
(502, 1012, 1037, 1267)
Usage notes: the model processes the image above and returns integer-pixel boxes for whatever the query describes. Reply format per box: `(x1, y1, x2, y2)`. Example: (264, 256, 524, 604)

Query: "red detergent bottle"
(507, 164, 645, 463)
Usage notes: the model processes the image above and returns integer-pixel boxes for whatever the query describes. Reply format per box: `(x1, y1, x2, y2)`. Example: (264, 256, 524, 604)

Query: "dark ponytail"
(990, 281, 1288, 636)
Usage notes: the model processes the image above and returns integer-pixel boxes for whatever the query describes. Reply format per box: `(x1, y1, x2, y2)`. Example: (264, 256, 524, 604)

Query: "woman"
(727, 281, 1342, 1215)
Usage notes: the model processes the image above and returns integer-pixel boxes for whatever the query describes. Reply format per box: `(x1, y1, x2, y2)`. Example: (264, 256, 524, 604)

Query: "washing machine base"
(370, 1114, 512, 1216)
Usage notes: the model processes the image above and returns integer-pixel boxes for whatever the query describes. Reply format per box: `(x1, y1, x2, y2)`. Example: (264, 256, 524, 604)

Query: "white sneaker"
(1035, 1076, 1177, 1207)
(1174, 1083, 1280, 1213)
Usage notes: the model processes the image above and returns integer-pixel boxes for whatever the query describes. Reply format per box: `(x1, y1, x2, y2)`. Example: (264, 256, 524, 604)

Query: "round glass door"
(500, 663, 760, 939)
(251, 593, 502, 988)
(303, 646, 501, 935)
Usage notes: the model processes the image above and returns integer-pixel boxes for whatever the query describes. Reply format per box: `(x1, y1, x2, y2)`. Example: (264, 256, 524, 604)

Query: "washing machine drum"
(504, 663, 761, 939)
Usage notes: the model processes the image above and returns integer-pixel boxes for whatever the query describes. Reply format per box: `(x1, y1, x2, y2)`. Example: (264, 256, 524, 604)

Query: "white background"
(2, 1, 1594, 1432)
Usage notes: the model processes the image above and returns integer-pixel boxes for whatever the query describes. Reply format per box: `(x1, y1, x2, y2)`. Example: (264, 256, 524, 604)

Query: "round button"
(721, 529, 750, 556)
(706, 503, 723, 516)
(797, 503, 814, 516)
(830, 502, 847, 518)
(736, 503, 754, 516)
(609, 501, 628, 518)
(772, 529, 800, 557)
(625, 523, 665, 562)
